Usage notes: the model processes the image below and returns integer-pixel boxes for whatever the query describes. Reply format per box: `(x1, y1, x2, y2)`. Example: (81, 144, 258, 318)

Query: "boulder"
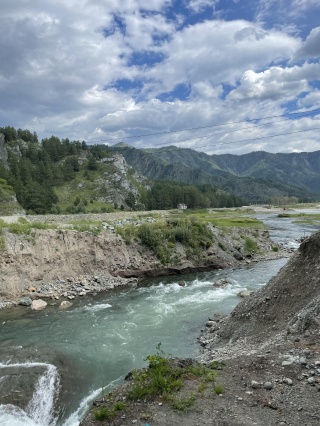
(19, 297, 32, 307)
(213, 279, 230, 288)
(238, 290, 254, 298)
(31, 299, 47, 311)
(59, 301, 73, 309)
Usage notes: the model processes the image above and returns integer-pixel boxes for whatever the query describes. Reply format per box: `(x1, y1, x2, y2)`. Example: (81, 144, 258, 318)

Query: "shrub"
(244, 237, 258, 254)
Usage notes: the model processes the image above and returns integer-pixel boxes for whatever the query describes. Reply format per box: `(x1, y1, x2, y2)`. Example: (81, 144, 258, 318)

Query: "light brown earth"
(0, 211, 286, 307)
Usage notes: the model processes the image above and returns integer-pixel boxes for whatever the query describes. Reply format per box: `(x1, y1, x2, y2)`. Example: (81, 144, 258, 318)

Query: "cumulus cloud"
(0, 0, 319, 155)
(143, 20, 298, 98)
(228, 63, 320, 101)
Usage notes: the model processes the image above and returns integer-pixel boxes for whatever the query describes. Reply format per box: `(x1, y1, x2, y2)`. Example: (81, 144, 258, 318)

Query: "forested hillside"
(0, 127, 243, 214)
(112, 145, 318, 203)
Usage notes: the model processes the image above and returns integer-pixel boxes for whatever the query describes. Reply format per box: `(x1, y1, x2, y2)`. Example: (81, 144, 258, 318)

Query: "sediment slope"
(201, 230, 320, 353)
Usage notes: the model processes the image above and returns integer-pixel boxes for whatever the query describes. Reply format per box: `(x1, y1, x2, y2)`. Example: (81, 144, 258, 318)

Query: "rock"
(264, 381, 273, 390)
(213, 279, 230, 288)
(299, 357, 307, 366)
(283, 378, 293, 385)
(28, 287, 36, 292)
(59, 301, 73, 309)
(31, 299, 47, 311)
(238, 290, 254, 298)
(19, 297, 32, 306)
(251, 380, 261, 389)
(307, 377, 315, 385)
(68, 295, 75, 300)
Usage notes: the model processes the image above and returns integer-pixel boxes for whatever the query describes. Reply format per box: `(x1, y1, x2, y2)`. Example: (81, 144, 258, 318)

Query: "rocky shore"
(81, 231, 320, 426)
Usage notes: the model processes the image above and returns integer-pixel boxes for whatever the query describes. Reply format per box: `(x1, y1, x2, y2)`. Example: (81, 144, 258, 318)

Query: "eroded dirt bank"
(0, 214, 286, 308)
(81, 232, 320, 426)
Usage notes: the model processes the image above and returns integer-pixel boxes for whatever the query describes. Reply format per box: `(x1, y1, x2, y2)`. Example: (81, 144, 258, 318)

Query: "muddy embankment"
(0, 217, 287, 308)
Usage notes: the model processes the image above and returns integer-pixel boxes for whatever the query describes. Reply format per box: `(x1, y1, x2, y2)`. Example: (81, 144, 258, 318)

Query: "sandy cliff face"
(0, 224, 281, 300)
(0, 229, 153, 297)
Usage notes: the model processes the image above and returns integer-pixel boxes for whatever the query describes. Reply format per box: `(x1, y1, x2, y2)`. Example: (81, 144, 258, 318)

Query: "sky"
(1, 0, 320, 155)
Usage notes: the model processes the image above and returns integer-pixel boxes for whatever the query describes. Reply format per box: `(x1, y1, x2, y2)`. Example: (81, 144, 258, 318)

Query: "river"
(0, 211, 319, 426)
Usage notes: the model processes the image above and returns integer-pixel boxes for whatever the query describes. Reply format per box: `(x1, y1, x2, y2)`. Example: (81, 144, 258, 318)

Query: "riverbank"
(81, 231, 320, 426)
(0, 211, 290, 310)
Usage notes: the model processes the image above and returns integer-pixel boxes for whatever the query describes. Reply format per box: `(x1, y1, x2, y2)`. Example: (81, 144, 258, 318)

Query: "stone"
(264, 382, 273, 390)
(19, 297, 32, 306)
(213, 279, 229, 288)
(28, 287, 36, 292)
(68, 295, 75, 300)
(307, 377, 315, 385)
(251, 380, 261, 389)
(59, 301, 73, 309)
(31, 299, 47, 311)
(238, 290, 254, 298)
(299, 357, 307, 365)
(283, 378, 293, 386)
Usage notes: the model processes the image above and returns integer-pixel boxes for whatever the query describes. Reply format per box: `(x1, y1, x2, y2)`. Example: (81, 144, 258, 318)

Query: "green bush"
(244, 237, 258, 254)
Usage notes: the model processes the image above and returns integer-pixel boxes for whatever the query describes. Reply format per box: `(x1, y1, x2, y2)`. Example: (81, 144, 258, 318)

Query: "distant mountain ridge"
(111, 145, 320, 202)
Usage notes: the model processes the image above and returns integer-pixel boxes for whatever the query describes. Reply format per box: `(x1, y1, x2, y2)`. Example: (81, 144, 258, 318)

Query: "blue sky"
(0, 0, 320, 154)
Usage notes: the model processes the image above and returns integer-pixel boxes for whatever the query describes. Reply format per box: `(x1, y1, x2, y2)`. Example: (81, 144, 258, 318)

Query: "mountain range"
(111, 144, 320, 203)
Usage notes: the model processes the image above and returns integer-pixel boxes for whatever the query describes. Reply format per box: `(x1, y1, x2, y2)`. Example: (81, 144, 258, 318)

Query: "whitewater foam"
(0, 362, 59, 426)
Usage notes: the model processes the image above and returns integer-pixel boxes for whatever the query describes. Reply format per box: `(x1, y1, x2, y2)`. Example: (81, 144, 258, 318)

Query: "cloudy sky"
(1, 0, 320, 155)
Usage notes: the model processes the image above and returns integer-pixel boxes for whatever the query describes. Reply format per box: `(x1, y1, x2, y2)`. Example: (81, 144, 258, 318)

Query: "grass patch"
(0, 235, 5, 251)
(94, 345, 224, 420)
(244, 237, 258, 254)
(125, 344, 224, 411)
(209, 217, 263, 228)
(214, 385, 224, 395)
(94, 401, 127, 421)
(67, 219, 103, 235)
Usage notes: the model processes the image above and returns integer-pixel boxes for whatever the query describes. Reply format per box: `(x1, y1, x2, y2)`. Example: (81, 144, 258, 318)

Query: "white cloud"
(0, 0, 319, 156)
(228, 63, 320, 101)
(143, 20, 298, 97)
(188, 0, 220, 13)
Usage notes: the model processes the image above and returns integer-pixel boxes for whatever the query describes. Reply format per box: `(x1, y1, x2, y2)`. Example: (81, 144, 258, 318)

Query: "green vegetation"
(0, 178, 22, 215)
(214, 385, 224, 395)
(94, 401, 127, 421)
(244, 237, 258, 254)
(277, 212, 320, 225)
(90, 344, 225, 420)
(67, 219, 103, 235)
(210, 217, 263, 228)
(141, 180, 244, 210)
(117, 217, 213, 264)
(0, 218, 57, 238)
(124, 344, 224, 412)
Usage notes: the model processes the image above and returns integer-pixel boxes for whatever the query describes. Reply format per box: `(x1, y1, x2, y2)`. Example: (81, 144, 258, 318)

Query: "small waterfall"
(0, 362, 59, 426)
(26, 364, 59, 425)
